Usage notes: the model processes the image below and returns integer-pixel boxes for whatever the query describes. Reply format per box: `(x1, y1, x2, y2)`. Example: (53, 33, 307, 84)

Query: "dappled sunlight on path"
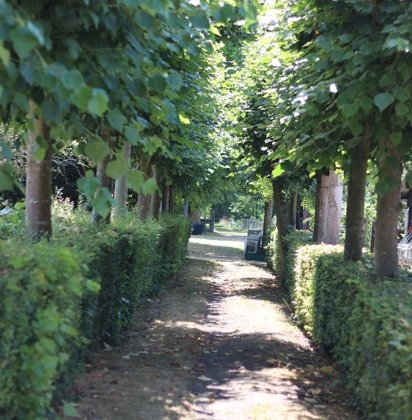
(73, 230, 355, 420)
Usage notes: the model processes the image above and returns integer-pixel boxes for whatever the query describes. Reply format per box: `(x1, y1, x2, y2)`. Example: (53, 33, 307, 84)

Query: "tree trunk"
(344, 124, 371, 261)
(317, 171, 342, 245)
(263, 199, 274, 246)
(272, 179, 288, 279)
(191, 209, 201, 224)
(151, 165, 161, 219)
(209, 208, 216, 232)
(113, 142, 131, 219)
(169, 185, 176, 214)
(288, 191, 297, 228)
(26, 103, 52, 239)
(161, 183, 170, 213)
(92, 154, 113, 224)
(313, 173, 322, 241)
(375, 134, 403, 278)
(183, 200, 189, 217)
(137, 158, 152, 221)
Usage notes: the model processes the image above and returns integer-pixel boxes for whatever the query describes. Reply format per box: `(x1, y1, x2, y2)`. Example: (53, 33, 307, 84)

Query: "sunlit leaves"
(106, 157, 128, 179)
(0, 43, 10, 67)
(127, 169, 145, 192)
(0, 165, 15, 191)
(87, 89, 109, 116)
(84, 140, 109, 163)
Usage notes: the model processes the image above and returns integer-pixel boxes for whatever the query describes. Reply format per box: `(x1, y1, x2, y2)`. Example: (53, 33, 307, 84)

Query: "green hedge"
(0, 241, 96, 419)
(271, 231, 412, 418)
(0, 215, 191, 419)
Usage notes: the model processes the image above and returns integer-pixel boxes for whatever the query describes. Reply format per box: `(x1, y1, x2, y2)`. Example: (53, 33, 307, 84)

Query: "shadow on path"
(72, 231, 355, 420)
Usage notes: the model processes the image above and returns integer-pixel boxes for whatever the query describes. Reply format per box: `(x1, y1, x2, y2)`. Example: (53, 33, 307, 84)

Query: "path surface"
(71, 230, 355, 419)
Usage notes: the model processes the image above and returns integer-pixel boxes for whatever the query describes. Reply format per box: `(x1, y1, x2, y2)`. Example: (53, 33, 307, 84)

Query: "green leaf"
(142, 178, 157, 195)
(178, 113, 191, 125)
(125, 125, 140, 145)
(148, 73, 167, 94)
(107, 109, 125, 132)
(340, 103, 359, 118)
(0, 42, 10, 67)
(127, 169, 144, 192)
(74, 86, 92, 110)
(61, 69, 84, 91)
(0, 167, 14, 191)
(0, 140, 12, 159)
(168, 71, 183, 90)
(374, 93, 395, 112)
(106, 158, 128, 179)
(359, 96, 373, 112)
(389, 132, 402, 146)
(87, 88, 109, 116)
(272, 165, 284, 178)
(77, 175, 100, 200)
(379, 72, 396, 88)
(91, 187, 115, 218)
(32, 146, 46, 161)
(10, 27, 38, 59)
(392, 87, 410, 103)
(189, 12, 210, 30)
(348, 120, 363, 137)
(84, 141, 109, 163)
(395, 103, 409, 117)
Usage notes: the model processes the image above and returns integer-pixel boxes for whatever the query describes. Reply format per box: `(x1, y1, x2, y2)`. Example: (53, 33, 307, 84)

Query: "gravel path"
(70, 230, 355, 420)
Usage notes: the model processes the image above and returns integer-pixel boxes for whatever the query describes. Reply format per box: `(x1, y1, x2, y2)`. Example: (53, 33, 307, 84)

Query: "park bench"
(244, 229, 265, 262)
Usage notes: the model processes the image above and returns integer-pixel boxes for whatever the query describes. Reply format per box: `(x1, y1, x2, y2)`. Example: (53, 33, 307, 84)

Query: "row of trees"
(228, 0, 411, 278)
(0, 0, 259, 237)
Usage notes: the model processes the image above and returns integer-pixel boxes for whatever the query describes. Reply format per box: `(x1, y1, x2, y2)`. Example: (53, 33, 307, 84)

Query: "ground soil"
(68, 230, 356, 420)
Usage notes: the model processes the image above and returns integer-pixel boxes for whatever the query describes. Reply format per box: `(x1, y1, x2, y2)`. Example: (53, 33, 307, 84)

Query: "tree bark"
(113, 143, 131, 219)
(191, 209, 201, 224)
(26, 103, 52, 239)
(344, 124, 371, 261)
(375, 134, 403, 278)
(209, 208, 216, 232)
(272, 178, 288, 279)
(317, 171, 342, 245)
(151, 165, 161, 219)
(92, 153, 113, 224)
(263, 199, 274, 246)
(313, 173, 322, 241)
(169, 185, 176, 214)
(137, 157, 152, 221)
(183, 200, 189, 217)
(288, 191, 297, 228)
(161, 183, 170, 213)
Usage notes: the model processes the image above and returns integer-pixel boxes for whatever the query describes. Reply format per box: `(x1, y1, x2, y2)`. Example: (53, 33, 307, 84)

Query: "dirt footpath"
(71, 230, 356, 420)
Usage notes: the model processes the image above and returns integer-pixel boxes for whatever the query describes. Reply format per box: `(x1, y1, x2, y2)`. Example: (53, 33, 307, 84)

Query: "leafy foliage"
(0, 240, 97, 419)
(271, 231, 412, 418)
(0, 208, 190, 418)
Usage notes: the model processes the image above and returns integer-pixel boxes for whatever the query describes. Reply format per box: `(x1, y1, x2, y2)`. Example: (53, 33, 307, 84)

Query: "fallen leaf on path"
(308, 388, 322, 396)
(319, 365, 334, 375)
(103, 342, 112, 351)
(198, 375, 212, 381)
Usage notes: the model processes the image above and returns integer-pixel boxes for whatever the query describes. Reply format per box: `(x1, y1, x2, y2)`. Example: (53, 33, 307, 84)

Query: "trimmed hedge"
(0, 241, 95, 419)
(271, 231, 412, 418)
(0, 215, 191, 419)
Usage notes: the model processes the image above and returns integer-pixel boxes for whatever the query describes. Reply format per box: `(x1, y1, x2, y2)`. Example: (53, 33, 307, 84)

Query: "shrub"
(273, 230, 412, 418)
(62, 215, 191, 345)
(0, 240, 98, 420)
(0, 209, 191, 418)
(158, 214, 191, 278)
